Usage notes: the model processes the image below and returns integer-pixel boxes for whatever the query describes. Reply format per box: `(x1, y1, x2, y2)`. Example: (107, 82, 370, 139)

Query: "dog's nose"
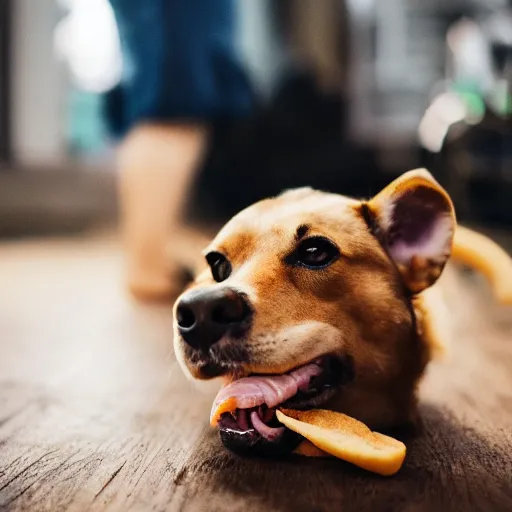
(175, 287, 252, 351)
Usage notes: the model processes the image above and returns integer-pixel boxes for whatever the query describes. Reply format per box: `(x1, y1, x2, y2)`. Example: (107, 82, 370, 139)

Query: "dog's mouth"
(211, 355, 354, 456)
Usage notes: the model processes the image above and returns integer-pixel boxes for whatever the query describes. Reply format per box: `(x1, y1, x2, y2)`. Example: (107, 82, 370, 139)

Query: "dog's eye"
(288, 237, 340, 269)
(206, 252, 232, 282)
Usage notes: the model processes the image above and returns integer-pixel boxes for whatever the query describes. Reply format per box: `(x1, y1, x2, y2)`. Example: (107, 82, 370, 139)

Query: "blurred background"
(2, 4, 512, 508)
(1, 0, 512, 238)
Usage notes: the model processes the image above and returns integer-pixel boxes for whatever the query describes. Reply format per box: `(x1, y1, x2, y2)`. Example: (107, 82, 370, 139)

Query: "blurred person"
(105, 0, 253, 300)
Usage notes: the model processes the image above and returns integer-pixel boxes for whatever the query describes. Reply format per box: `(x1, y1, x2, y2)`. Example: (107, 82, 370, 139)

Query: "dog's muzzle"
(213, 356, 355, 457)
(176, 287, 252, 352)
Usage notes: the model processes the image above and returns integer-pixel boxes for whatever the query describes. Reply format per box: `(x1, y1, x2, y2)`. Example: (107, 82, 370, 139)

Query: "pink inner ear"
(385, 187, 454, 265)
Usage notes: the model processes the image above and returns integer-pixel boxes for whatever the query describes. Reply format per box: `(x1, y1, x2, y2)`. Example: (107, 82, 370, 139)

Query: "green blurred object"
(451, 81, 486, 119)
(66, 89, 108, 155)
(452, 78, 512, 119)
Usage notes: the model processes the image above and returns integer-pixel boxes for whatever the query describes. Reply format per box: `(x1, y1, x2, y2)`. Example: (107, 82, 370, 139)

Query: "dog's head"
(173, 169, 455, 455)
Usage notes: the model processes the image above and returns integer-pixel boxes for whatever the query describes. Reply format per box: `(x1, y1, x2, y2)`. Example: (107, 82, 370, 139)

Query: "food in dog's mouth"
(276, 409, 406, 476)
(210, 356, 406, 475)
(210, 356, 353, 456)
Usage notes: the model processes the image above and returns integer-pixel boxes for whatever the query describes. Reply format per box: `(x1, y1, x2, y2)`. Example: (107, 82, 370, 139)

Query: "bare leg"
(117, 123, 208, 301)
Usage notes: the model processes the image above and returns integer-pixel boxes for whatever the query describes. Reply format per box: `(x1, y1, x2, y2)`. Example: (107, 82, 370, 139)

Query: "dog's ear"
(364, 169, 456, 294)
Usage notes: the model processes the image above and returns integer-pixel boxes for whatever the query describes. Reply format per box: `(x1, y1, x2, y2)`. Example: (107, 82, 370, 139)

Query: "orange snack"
(276, 409, 406, 476)
(210, 397, 237, 427)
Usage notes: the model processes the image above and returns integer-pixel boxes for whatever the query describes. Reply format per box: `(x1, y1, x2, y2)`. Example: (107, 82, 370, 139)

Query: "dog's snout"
(176, 287, 252, 351)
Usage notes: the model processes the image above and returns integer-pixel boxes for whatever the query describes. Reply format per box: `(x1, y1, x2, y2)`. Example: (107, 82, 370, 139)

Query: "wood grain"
(0, 234, 511, 512)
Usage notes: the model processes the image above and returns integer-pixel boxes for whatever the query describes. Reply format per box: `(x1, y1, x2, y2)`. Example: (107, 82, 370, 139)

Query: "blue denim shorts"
(106, 0, 254, 136)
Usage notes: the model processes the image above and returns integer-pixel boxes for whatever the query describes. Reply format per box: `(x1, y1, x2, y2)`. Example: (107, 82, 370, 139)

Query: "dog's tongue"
(210, 362, 322, 426)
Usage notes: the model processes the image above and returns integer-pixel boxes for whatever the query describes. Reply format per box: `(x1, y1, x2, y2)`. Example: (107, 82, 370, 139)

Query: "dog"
(173, 169, 512, 456)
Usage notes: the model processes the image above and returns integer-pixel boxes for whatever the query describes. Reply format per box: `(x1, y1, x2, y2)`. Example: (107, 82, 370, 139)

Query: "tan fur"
(367, 169, 455, 294)
(173, 170, 512, 430)
(452, 226, 512, 305)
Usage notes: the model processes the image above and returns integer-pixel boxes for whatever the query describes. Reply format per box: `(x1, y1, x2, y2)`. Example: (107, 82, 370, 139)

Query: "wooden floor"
(1, 233, 512, 512)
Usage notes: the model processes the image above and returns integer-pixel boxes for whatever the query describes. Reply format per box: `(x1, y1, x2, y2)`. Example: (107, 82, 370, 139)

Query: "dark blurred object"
(192, 0, 375, 221)
(193, 0, 506, 222)
(276, 0, 349, 95)
(193, 70, 379, 222)
(192, 0, 512, 227)
(424, 7, 512, 226)
(442, 111, 512, 226)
